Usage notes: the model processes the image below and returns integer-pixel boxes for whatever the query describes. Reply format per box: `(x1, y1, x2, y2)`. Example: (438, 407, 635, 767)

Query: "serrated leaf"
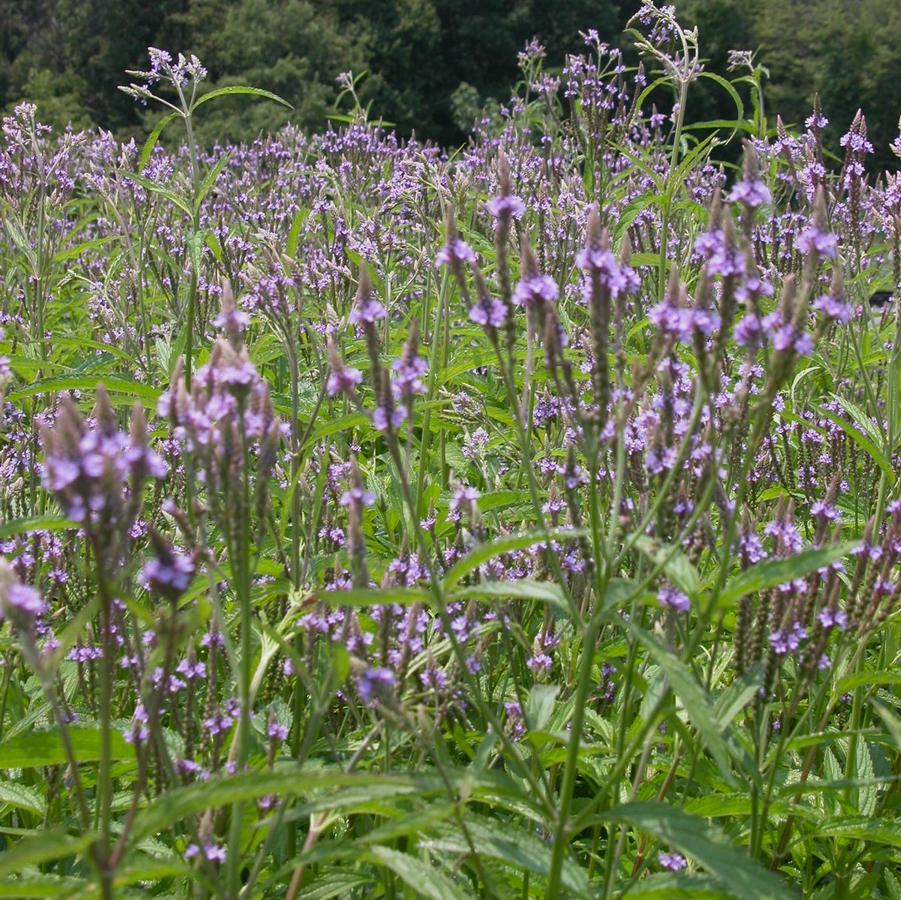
(625, 871, 732, 898)
(0, 782, 46, 816)
(297, 872, 372, 900)
(713, 665, 765, 730)
(126, 173, 193, 218)
(138, 111, 180, 172)
(7, 376, 160, 403)
(367, 846, 468, 900)
(810, 816, 901, 849)
(443, 528, 587, 591)
(626, 621, 738, 787)
(0, 728, 136, 769)
(635, 536, 700, 595)
(836, 670, 901, 693)
(0, 830, 95, 878)
(816, 405, 894, 485)
(128, 769, 522, 847)
(526, 684, 560, 733)
(855, 740, 877, 817)
(601, 802, 790, 900)
(194, 152, 231, 211)
(0, 875, 87, 897)
(318, 586, 431, 608)
(193, 85, 293, 111)
(421, 813, 589, 896)
(452, 579, 568, 612)
(870, 698, 901, 749)
(0, 517, 77, 539)
(718, 542, 858, 608)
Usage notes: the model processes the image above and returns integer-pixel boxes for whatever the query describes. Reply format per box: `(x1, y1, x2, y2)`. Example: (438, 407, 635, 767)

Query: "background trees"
(1, 0, 899, 166)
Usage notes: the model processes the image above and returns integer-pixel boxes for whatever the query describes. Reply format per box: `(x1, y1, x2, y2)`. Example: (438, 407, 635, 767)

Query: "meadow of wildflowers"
(0, 3, 900, 897)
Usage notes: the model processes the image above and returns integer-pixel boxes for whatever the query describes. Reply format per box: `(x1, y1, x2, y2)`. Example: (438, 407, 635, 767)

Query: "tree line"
(1, 0, 899, 167)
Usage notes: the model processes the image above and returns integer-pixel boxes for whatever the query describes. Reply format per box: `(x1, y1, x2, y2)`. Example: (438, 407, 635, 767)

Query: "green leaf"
(855, 740, 877, 817)
(827, 392, 884, 445)
(0, 517, 77, 540)
(286, 208, 310, 258)
(357, 804, 457, 847)
(366, 846, 468, 900)
(718, 542, 858, 608)
(870, 698, 901, 749)
(126, 173, 193, 218)
(0, 728, 136, 769)
(810, 816, 901, 849)
(318, 586, 431, 608)
(836, 670, 901, 693)
(7, 376, 160, 404)
(0, 782, 46, 816)
(713, 665, 765, 730)
(452, 579, 568, 612)
(698, 72, 745, 141)
(129, 769, 472, 846)
(815, 405, 894, 485)
(0, 830, 95, 878)
(113, 857, 192, 886)
(304, 412, 370, 448)
(138, 111, 180, 173)
(526, 684, 560, 733)
(194, 152, 231, 211)
(443, 528, 587, 591)
(0, 876, 87, 897)
(626, 622, 738, 787)
(297, 872, 372, 900)
(51, 237, 116, 264)
(635, 537, 701, 596)
(421, 813, 589, 896)
(193, 86, 293, 111)
(602, 803, 790, 900)
(624, 872, 732, 898)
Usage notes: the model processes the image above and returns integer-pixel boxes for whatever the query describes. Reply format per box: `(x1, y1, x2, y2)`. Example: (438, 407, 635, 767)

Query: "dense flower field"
(0, 4, 899, 897)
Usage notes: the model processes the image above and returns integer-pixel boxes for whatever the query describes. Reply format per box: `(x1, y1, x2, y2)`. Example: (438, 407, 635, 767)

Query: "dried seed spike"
(445, 204, 458, 242)
(708, 188, 723, 230)
(723, 210, 738, 251)
(600, 225, 611, 252)
(586, 203, 603, 249)
(403, 318, 420, 361)
(830, 265, 844, 298)
(378, 367, 393, 410)
(620, 231, 633, 267)
(813, 184, 829, 230)
(520, 232, 538, 277)
(129, 401, 147, 449)
(356, 262, 373, 305)
(695, 264, 712, 310)
(327, 337, 342, 371)
(780, 274, 797, 320)
(497, 150, 512, 196)
(470, 259, 490, 299)
(220, 278, 235, 315)
(774, 495, 786, 523)
(776, 115, 788, 142)
(543, 303, 561, 369)
(665, 263, 682, 306)
(93, 384, 116, 436)
(742, 140, 759, 180)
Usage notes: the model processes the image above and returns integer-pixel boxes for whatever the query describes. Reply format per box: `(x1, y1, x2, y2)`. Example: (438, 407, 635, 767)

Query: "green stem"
(546, 616, 600, 898)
